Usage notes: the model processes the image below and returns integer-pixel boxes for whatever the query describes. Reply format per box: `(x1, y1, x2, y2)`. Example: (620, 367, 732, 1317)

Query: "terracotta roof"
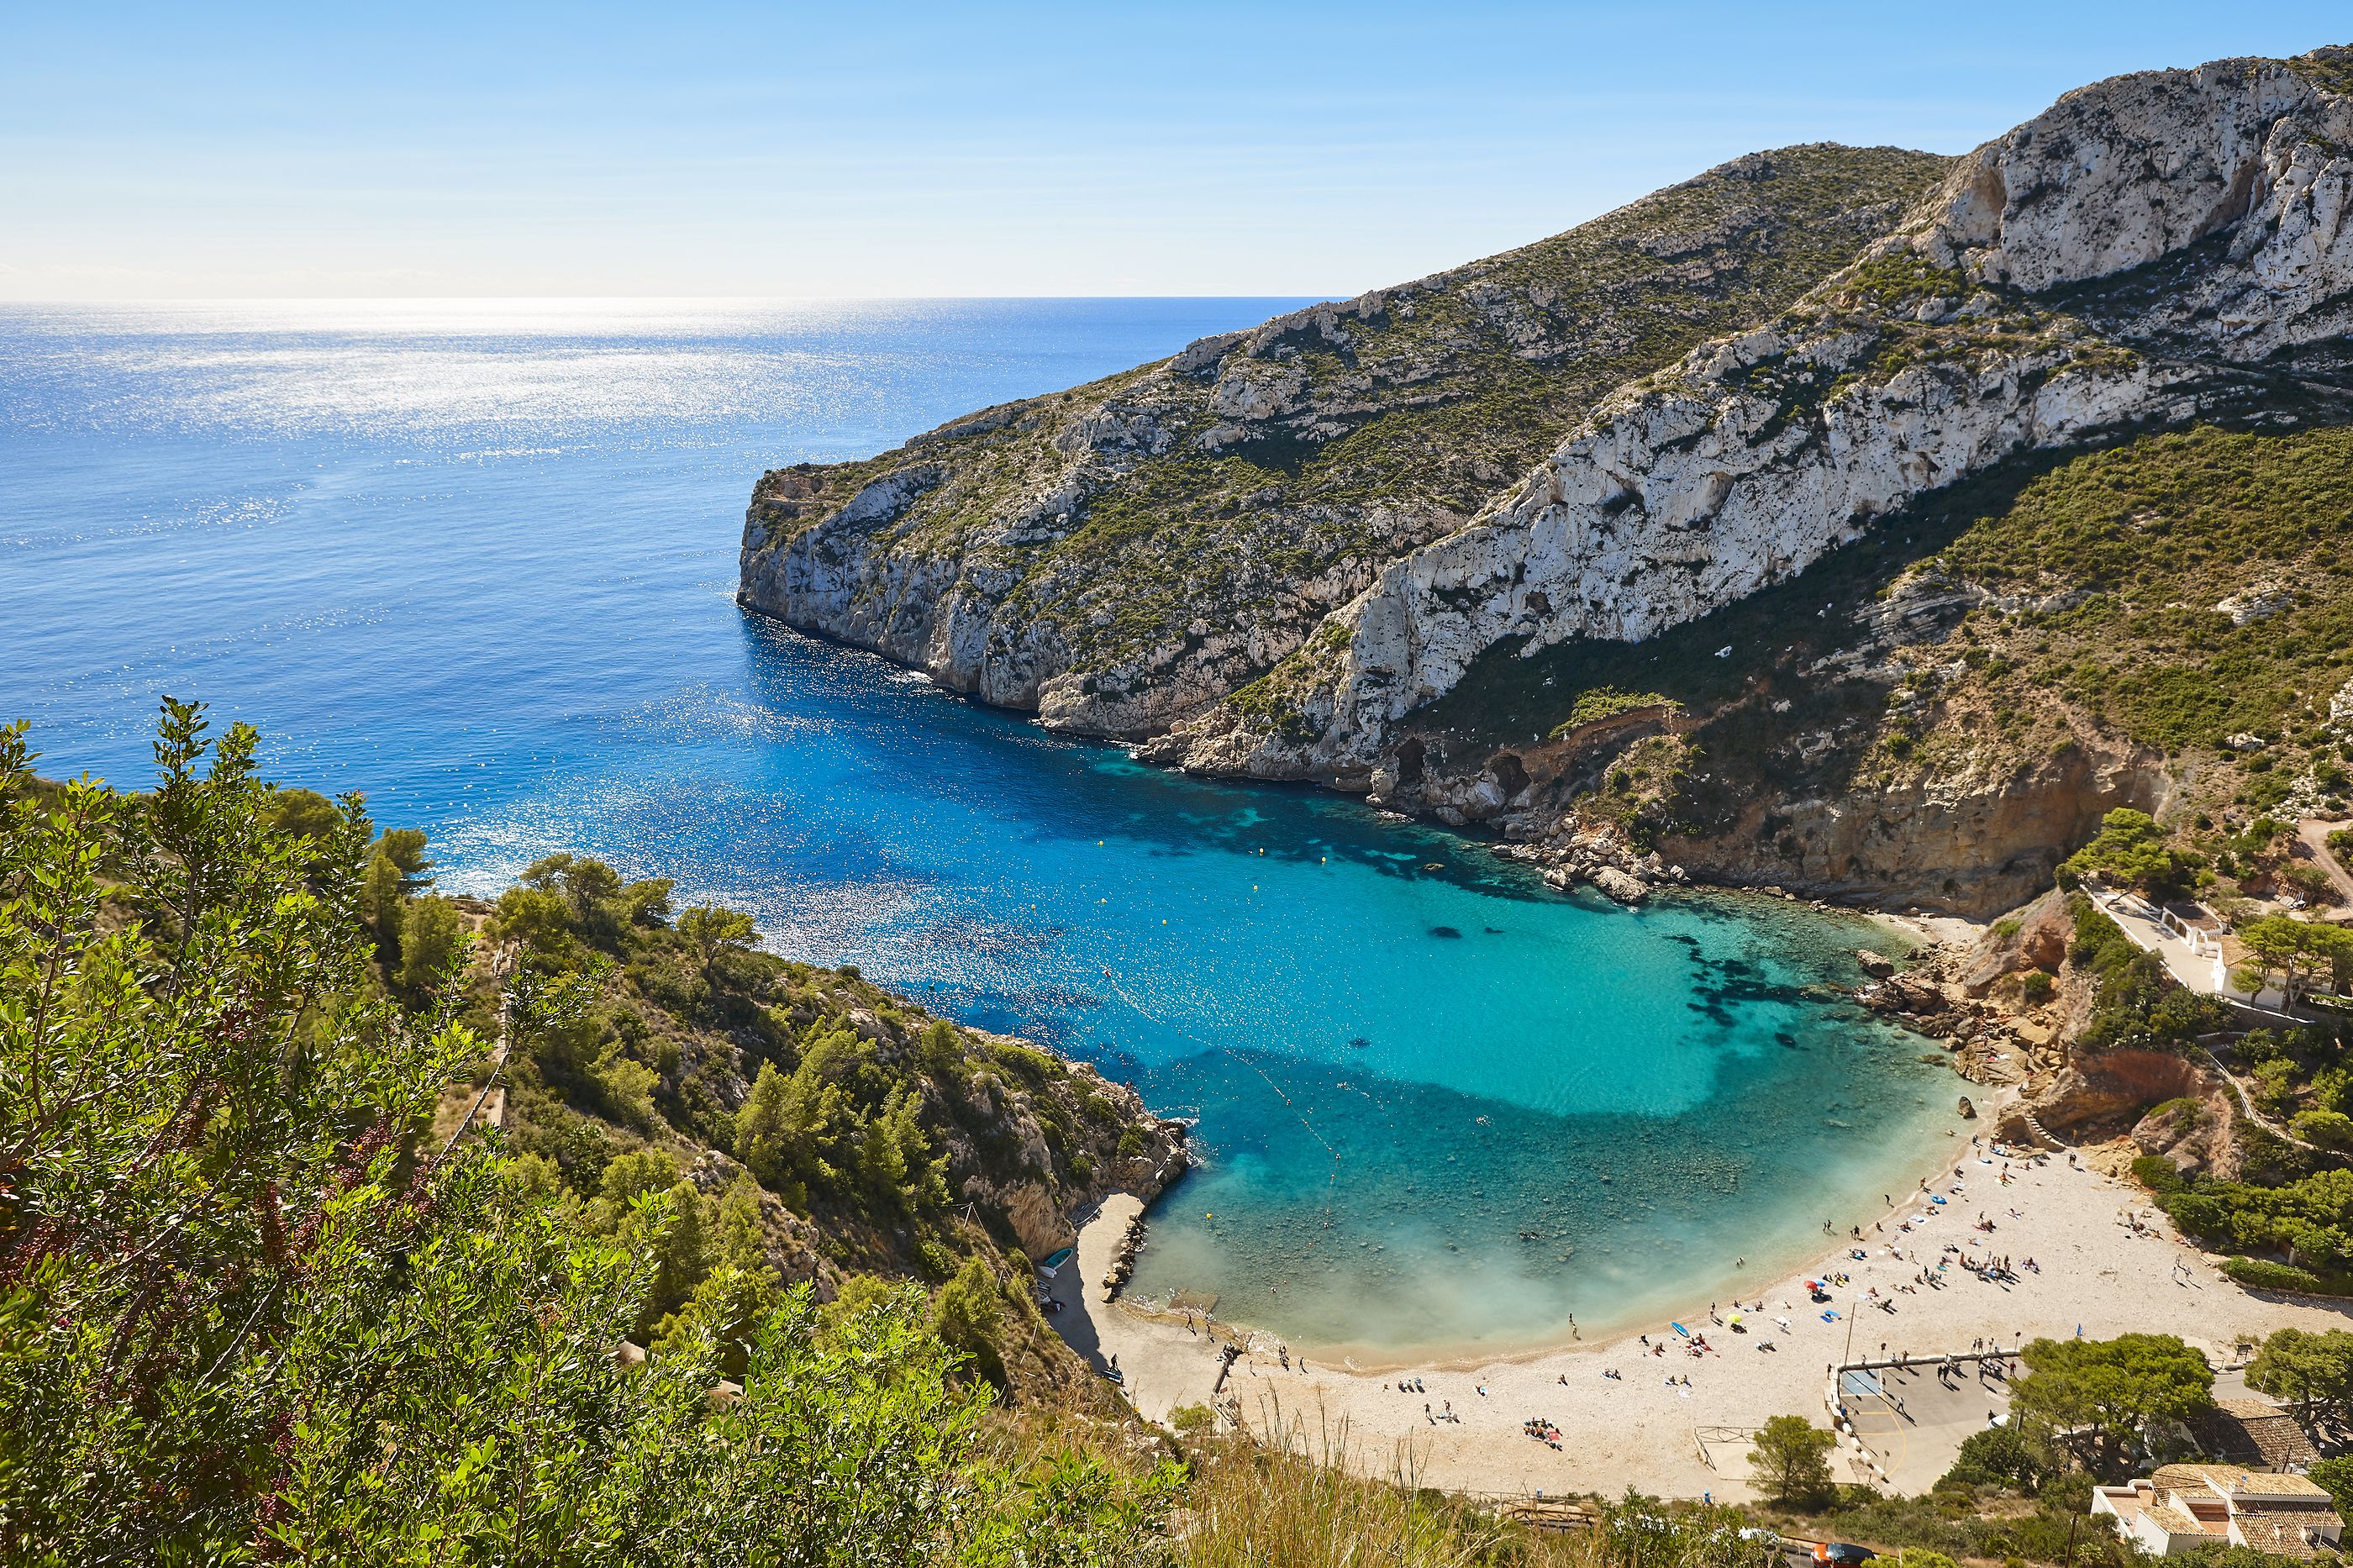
(2234, 1512, 2336, 1560)
(2191, 1398, 2325, 1471)
(2141, 1501, 2210, 1539)
(2150, 1461, 2332, 1497)
(2129, 1463, 2343, 1559)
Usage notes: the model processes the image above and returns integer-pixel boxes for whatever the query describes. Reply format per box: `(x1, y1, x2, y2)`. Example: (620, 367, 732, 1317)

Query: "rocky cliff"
(739, 145, 1948, 734)
(1155, 49, 2353, 789)
(745, 45, 2353, 918)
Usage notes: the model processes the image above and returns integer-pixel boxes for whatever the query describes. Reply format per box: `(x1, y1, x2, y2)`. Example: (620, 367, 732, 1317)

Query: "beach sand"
(1050, 1147, 2353, 1501)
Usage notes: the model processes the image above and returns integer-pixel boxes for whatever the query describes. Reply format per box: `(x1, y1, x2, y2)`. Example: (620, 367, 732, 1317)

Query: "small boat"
(1671, 1322, 1691, 1338)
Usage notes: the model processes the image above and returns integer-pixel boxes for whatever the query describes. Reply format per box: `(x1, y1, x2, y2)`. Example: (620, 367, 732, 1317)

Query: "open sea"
(0, 298, 1961, 1361)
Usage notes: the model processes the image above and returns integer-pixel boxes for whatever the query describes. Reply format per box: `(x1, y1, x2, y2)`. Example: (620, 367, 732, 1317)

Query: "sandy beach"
(1050, 1145, 2353, 1501)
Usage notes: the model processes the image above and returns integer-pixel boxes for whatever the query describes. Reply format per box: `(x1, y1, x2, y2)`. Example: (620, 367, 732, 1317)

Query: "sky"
(3, 3, 2349, 300)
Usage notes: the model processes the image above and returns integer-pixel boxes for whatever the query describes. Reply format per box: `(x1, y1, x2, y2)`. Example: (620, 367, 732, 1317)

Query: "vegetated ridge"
(744, 45, 2353, 918)
(740, 143, 1950, 735)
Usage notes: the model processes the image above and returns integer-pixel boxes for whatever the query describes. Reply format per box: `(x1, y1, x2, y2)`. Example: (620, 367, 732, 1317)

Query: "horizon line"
(0, 292, 1335, 306)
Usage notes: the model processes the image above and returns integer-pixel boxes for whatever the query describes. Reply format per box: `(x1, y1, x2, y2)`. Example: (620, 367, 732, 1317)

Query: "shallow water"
(0, 298, 1961, 1357)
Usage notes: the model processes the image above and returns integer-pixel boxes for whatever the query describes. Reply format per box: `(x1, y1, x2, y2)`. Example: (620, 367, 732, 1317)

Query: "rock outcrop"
(740, 145, 1950, 734)
(1155, 50, 2353, 786)
(740, 45, 2353, 919)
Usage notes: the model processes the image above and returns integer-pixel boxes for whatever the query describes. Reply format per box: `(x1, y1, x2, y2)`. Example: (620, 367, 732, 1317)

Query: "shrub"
(1550, 686, 1675, 736)
(2062, 808, 2195, 900)
(1168, 1403, 1216, 1441)
(2295, 1109, 2353, 1151)
(397, 893, 467, 1002)
(2131, 1155, 2187, 1194)
(933, 1258, 1009, 1386)
(2223, 1256, 2327, 1293)
(2311, 1455, 2353, 1516)
(1937, 1424, 2049, 1498)
(2019, 969, 2055, 1004)
(1749, 1414, 1838, 1506)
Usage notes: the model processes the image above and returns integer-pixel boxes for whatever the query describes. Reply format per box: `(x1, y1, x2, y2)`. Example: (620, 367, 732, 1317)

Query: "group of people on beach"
(1159, 1136, 2184, 1464)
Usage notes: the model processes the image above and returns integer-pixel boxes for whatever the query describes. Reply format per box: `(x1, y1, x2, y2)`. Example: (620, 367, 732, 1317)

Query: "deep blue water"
(0, 299, 1960, 1358)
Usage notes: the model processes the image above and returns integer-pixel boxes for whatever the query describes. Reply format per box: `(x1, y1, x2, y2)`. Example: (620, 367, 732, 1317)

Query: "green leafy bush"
(2062, 808, 2198, 899)
(0, 705, 1174, 1563)
(1938, 1424, 2048, 1494)
(1550, 686, 1676, 737)
(2223, 1256, 2329, 1293)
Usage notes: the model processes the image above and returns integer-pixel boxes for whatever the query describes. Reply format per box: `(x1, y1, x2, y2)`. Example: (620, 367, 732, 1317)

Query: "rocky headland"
(743, 45, 2353, 921)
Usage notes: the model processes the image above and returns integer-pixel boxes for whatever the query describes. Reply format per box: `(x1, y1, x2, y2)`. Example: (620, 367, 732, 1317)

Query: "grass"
(989, 1394, 2135, 1568)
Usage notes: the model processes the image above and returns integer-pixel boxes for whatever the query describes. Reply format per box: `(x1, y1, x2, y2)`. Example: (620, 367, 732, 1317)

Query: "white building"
(2092, 1464, 2343, 1560)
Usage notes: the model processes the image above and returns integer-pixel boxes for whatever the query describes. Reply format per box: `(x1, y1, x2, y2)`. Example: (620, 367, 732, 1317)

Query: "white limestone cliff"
(1155, 50, 2353, 785)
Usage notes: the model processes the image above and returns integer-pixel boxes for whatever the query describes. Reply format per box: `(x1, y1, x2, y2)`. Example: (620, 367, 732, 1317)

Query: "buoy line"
(1097, 966, 1344, 1235)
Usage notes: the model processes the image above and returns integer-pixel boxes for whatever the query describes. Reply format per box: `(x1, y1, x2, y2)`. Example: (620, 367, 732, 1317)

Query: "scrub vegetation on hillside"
(1412, 419, 2353, 894)
(743, 145, 1954, 718)
(0, 702, 1961, 1565)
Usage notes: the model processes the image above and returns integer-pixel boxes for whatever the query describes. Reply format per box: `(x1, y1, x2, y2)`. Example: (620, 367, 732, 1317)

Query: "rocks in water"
(1859, 971, 1948, 1018)
(1101, 1208, 1150, 1302)
(1856, 949, 1897, 979)
(1592, 866, 1650, 906)
(1957, 1095, 1977, 1119)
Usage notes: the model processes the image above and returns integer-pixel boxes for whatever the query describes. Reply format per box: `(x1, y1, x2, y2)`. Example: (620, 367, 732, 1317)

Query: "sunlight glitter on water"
(0, 298, 1961, 1356)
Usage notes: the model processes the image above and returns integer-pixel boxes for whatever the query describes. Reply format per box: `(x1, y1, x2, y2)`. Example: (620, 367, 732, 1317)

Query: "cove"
(0, 299, 1962, 1360)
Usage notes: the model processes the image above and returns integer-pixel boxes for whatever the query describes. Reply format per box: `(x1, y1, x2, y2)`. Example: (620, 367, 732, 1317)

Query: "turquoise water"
(0, 299, 1960, 1359)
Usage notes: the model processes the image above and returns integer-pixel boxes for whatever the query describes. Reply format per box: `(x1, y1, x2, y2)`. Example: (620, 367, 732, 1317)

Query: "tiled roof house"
(2091, 1465, 2343, 1560)
(2191, 1399, 2324, 1473)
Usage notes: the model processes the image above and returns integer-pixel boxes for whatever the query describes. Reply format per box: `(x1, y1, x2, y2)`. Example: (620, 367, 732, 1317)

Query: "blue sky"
(3, 3, 2347, 298)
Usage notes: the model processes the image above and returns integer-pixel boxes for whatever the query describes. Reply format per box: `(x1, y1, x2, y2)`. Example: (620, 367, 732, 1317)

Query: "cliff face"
(738, 144, 1949, 734)
(1154, 50, 2353, 788)
(742, 45, 2353, 918)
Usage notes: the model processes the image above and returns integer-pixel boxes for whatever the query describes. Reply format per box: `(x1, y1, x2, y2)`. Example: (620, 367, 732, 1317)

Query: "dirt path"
(2297, 818, 2353, 910)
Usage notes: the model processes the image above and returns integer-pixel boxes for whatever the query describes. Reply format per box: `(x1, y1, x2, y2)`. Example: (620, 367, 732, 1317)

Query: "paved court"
(1840, 1358, 2268, 1495)
(1840, 1355, 2015, 1495)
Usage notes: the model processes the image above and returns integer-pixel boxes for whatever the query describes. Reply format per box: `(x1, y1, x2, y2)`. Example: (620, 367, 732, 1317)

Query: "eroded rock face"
(1156, 50, 2353, 782)
(738, 145, 1950, 737)
(1658, 733, 2168, 918)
